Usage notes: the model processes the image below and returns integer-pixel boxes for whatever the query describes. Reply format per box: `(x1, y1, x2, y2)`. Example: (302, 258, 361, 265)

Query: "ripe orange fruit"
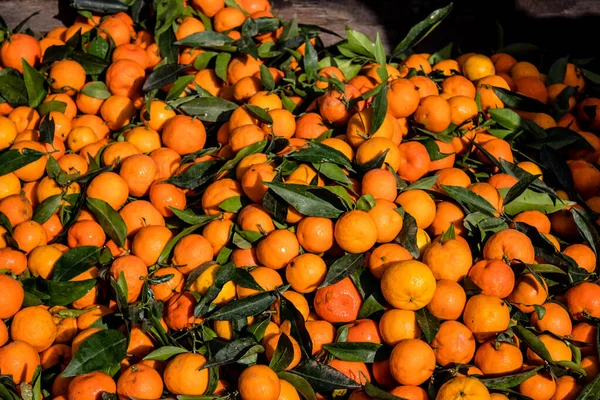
(423, 238, 472, 281)
(463, 294, 510, 342)
(313, 277, 362, 323)
(519, 372, 556, 400)
(334, 210, 378, 254)
(565, 282, 600, 320)
(474, 340, 523, 376)
(0, 33, 41, 73)
(381, 260, 436, 310)
(467, 259, 515, 298)
(507, 273, 548, 313)
(431, 321, 476, 367)
(426, 279, 467, 321)
(436, 377, 491, 400)
(389, 339, 435, 385)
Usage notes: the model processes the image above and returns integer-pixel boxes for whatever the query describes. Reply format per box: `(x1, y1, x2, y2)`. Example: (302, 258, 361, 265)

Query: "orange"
(171, 234, 213, 275)
(519, 373, 556, 400)
(565, 282, 600, 320)
(491, 53, 517, 74)
(511, 61, 541, 81)
(141, 100, 176, 132)
(436, 377, 491, 400)
(0, 33, 41, 73)
(202, 178, 244, 219)
(67, 220, 106, 248)
(0, 247, 27, 274)
(474, 340, 523, 376)
(0, 274, 24, 319)
(564, 63, 585, 92)
(379, 309, 421, 346)
(66, 371, 116, 400)
(256, 228, 300, 270)
(426, 279, 467, 320)
(150, 267, 185, 302)
(119, 154, 158, 197)
(395, 189, 436, 229)
(429, 200, 466, 237)
(346, 108, 395, 149)
(117, 364, 163, 400)
(361, 169, 397, 202)
(119, 200, 165, 237)
(463, 54, 495, 81)
(13, 220, 48, 253)
(552, 375, 581, 400)
(367, 198, 403, 243)
(334, 210, 378, 254)
(389, 385, 429, 400)
(237, 204, 275, 233)
(368, 243, 412, 280)
(286, 253, 327, 293)
(483, 228, 535, 264)
(423, 238, 472, 281)
(477, 75, 511, 111)
(238, 364, 281, 400)
(507, 273, 548, 313)
(414, 95, 452, 133)
(294, 112, 328, 140)
(313, 277, 362, 323)
(305, 320, 336, 355)
(227, 54, 262, 85)
(463, 294, 511, 342)
(264, 331, 301, 370)
(162, 115, 206, 155)
(10, 140, 47, 182)
(318, 86, 361, 126)
(0, 194, 33, 227)
(563, 244, 596, 273)
(410, 75, 439, 98)
(236, 267, 283, 299)
(448, 95, 478, 126)
(131, 225, 173, 266)
(164, 291, 200, 330)
(389, 339, 435, 385)
(431, 321, 476, 367)
(163, 353, 209, 395)
(293, 216, 333, 254)
(10, 306, 57, 352)
(48, 60, 86, 96)
(98, 16, 132, 46)
(124, 126, 161, 153)
(441, 75, 477, 99)
(381, 260, 436, 310)
(387, 78, 420, 118)
(0, 341, 41, 384)
(109, 255, 148, 303)
(467, 259, 515, 298)
(100, 95, 136, 130)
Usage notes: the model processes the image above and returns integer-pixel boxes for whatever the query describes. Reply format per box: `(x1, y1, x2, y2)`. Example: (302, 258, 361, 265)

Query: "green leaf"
(52, 246, 101, 282)
(292, 360, 362, 392)
(71, 51, 109, 75)
(492, 87, 548, 113)
(86, 198, 127, 247)
(547, 57, 569, 85)
(371, 84, 389, 134)
(176, 30, 235, 48)
(428, 42, 453, 64)
(527, 263, 568, 275)
(0, 74, 28, 106)
(0, 149, 45, 176)
(111, 272, 128, 315)
(323, 342, 383, 363)
(87, 36, 109, 60)
(313, 163, 352, 187)
(143, 346, 188, 361)
(204, 337, 262, 368)
(37, 100, 66, 116)
(480, 366, 543, 389)
(208, 291, 277, 320)
(356, 194, 376, 212)
(194, 263, 236, 317)
(264, 182, 345, 218)
(571, 208, 600, 257)
(22, 60, 46, 108)
(31, 194, 61, 224)
(260, 64, 275, 91)
(177, 97, 238, 122)
(26, 277, 96, 306)
(395, 211, 419, 258)
(440, 223, 456, 242)
(278, 371, 317, 400)
(577, 373, 600, 399)
(499, 188, 574, 215)
(143, 63, 189, 92)
(498, 42, 540, 57)
(441, 185, 497, 215)
(80, 81, 111, 99)
(319, 253, 364, 289)
(166, 75, 195, 101)
(158, 223, 206, 265)
(287, 142, 352, 170)
(269, 333, 295, 372)
(167, 160, 221, 189)
(406, 176, 439, 191)
(215, 52, 231, 83)
(512, 326, 553, 363)
(363, 383, 404, 400)
(233, 268, 265, 292)
(62, 329, 127, 377)
(303, 37, 319, 83)
(489, 108, 521, 130)
(392, 3, 453, 58)
(39, 115, 55, 145)
(503, 174, 542, 206)
(245, 104, 273, 124)
(416, 308, 441, 343)
(373, 33, 387, 69)
(219, 196, 246, 213)
(170, 208, 216, 226)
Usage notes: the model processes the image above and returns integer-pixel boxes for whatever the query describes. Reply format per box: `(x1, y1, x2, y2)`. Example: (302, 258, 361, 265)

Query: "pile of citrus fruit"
(0, 0, 599, 399)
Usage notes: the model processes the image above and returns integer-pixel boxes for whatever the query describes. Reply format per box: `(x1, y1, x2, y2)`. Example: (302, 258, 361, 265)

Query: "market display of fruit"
(0, 1, 599, 399)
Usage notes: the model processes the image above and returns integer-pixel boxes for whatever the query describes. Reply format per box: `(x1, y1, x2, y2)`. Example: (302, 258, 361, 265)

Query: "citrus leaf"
(166, 75, 195, 101)
(259, 64, 275, 91)
(499, 188, 574, 215)
(392, 3, 453, 57)
(245, 104, 273, 124)
(577, 374, 600, 400)
(480, 366, 543, 389)
(177, 97, 238, 122)
(279, 295, 313, 358)
(87, 36, 109, 60)
(416, 308, 440, 343)
(264, 182, 345, 218)
(0, 74, 27, 106)
(303, 37, 318, 83)
(233, 268, 264, 291)
(363, 382, 403, 400)
(204, 337, 262, 368)
(170, 208, 216, 226)
(571, 208, 600, 257)
(167, 160, 221, 189)
(405, 176, 439, 191)
(143, 346, 188, 361)
(319, 253, 364, 289)
(395, 211, 419, 258)
(158, 223, 206, 264)
(37, 100, 67, 116)
(323, 342, 383, 363)
(489, 108, 521, 130)
(22, 277, 96, 307)
(32, 194, 61, 224)
(547, 56, 569, 85)
(174, 31, 235, 48)
(39, 116, 55, 145)
(492, 87, 548, 113)
(269, 333, 295, 372)
(61, 329, 127, 377)
(207, 291, 277, 320)
(22, 60, 45, 108)
(80, 81, 111, 99)
(143, 63, 189, 92)
(441, 185, 497, 215)
(371, 84, 388, 134)
(287, 142, 352, 169)
(193, 263, 236, 318)
(52, 246, 102, 282)
(277, 372, 317, 400)
(292, 360, 362, 392)
(503, 174, 542, 206)
(0, 149, 45, 176)
(512, 325, 553, 363)
(215, 52, 231, 83)
(86, 198, 127, 247)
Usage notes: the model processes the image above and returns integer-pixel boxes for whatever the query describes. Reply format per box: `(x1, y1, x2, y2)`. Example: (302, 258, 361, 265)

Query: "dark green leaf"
(571, 208, 600, 257)
(71, 51, 109, 75)
(492, 87, 548, 113)
(260, 64, 275, 91)
(177, 97, 238, 122)
(499, 188, 574, 215)
(303, 37, 318, 82)
(215, 52, 231, 83)
(170, 208, 216, 226)
(264, 182, 345, 218)
(292, 360, 362, 392)
(547, 57, 569, 85)
(86, 198, 127, 247)
(0, 74, 28, 106)
(0, 149, 44, 176)
(167, 160, 220, 189)
(370, 84, 388, 134)
(62, 329, 127, 377)
(363, 382, 404, 400)
(415, 308, 441, 343)
(392, 3, 453, 57)
(37, 100, 66, 116)
(441, 185, 497, 215)
(87, 36, 109, 60)
(406, 176, 438, 191)
(269, 333, 295, 372)
(576, 374, 600, 399)
(80, 81, 111, 99)
(208, 291, 277, 320)
(512, 325, 553, 363)
(287, 142, 352, 169)
(277, 371, 317, 400)
(323, 342, 383, 363)
(143, 64, 189, 92)
(480, 366, 543, 389)
(32, 194, 61, 224)
(319, 253, 364, 289)
(219, 196, 246, 213)
(22, 60, 45, 108)
(245, 104, 273, 124)
(489, 108, 521, 130)
(166, 75, 195, 101)
(204, 337, 262, 368)
(395, 211, 419, 258)
(503, 174, 542, 206)
(52, 246, 102, 281)
(27, 277, 96, 306)
(39, 115, 55, 145)
(143, 346, 188, 361)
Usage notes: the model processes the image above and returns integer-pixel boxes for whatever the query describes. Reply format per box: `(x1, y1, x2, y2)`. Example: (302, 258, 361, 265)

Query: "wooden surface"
(1, 0, 600, 57)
